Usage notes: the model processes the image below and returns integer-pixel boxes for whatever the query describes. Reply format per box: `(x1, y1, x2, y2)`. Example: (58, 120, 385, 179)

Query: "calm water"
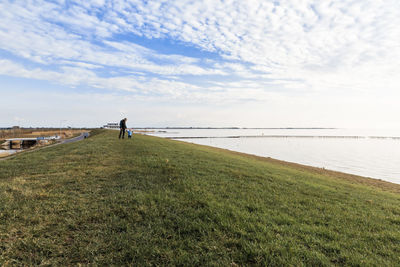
(145, 128, 400, 184)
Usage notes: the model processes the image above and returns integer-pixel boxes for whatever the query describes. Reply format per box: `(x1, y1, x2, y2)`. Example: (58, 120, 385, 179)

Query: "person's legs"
(119, 128, 124, 139)
(121, 128, 126, 139)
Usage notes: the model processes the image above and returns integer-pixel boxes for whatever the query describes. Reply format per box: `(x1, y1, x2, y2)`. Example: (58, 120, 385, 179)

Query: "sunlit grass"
(0, 130, 399, 265)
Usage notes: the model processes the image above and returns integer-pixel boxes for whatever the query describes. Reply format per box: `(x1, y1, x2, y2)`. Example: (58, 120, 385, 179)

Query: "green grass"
(1, 130, 399, 266)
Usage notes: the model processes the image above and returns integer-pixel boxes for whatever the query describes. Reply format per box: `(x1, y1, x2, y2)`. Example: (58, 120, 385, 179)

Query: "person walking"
(127, 129, 132, 139)
(119, 118, 127, 139)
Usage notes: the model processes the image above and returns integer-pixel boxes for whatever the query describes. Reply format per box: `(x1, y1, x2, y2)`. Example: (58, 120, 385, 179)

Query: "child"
(127, 129, 132, 139)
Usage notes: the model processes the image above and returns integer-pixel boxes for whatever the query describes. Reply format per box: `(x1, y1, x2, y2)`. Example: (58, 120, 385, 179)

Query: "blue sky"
(0, 0, 399, 128)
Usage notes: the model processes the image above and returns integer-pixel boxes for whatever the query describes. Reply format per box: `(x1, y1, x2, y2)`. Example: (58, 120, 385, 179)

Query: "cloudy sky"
(0, 0, 399, 128)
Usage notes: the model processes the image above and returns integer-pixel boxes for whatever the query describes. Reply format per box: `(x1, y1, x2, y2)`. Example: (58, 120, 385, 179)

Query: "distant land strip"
(136, 127, 337, 130)
(167, 135, 400, 140)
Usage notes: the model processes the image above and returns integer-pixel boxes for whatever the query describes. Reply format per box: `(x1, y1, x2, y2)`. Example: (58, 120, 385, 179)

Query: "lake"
(144, 128, 400, 184)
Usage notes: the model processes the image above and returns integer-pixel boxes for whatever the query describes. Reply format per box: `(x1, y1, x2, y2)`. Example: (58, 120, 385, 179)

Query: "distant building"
(103, 123, 119, 129)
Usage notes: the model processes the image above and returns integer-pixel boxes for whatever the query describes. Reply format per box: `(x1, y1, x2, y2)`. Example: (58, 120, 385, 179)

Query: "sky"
(0, 0, 399, 128)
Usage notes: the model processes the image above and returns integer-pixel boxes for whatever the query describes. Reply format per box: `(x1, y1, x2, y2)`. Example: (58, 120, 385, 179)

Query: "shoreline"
(169, 137, 400, 194)
(3, 130, 399, 192)
(167, 135, 400, 139)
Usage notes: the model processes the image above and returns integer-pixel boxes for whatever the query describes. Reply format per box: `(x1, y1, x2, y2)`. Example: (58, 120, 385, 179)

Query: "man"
(119, 118, 127, 139)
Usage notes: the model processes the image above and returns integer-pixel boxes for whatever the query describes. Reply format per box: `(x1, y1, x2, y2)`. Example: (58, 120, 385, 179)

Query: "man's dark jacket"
(120, 120, 127, 129)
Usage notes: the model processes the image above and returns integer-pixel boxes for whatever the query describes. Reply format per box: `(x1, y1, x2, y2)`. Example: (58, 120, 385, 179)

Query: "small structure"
(3, 136, 58, 150)
(103, 123, 119, 129)
(3, 138, 37, 149)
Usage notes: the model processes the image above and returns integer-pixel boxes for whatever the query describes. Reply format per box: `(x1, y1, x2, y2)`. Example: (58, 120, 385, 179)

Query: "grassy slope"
(0, 130, 399, 266)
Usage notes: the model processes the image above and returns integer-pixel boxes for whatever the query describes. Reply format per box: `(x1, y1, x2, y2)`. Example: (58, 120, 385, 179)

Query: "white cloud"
(3, 0, 398, 95)
(0, 0, 400, 128)
(0, 1, 227, 77)
(105, 0, 400, 91)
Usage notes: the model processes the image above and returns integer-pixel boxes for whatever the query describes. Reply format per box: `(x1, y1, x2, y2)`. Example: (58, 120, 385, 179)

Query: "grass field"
(0, 130, 399, 265)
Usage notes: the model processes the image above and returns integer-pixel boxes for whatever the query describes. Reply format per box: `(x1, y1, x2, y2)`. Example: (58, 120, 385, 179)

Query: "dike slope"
(0, 130, 399, 266)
